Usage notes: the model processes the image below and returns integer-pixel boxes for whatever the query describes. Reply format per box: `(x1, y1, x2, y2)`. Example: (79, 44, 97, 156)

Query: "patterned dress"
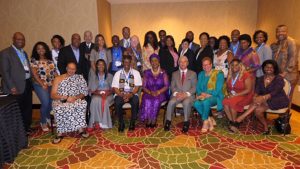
(52, 74, 88, 133)
(140, 69, 169, 121)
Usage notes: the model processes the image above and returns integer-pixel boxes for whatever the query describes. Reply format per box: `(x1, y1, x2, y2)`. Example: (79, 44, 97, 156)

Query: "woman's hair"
(94, 34, 107, 51)
(165, 35, 176, 51)
(199, 32, 210, 39)
(181, 38, 190, 45)
(31, 41, 52, 61)
(227, 58, 246, 81)
(262, 59, 280, 75)
(253, 30, 268, 44)
(51, 34, 65, 47)
(209, 36, 218, 50)
(201, 56, 212, 64)
(143, 31, 159, 50)
(95, 59, 108, 80)
(217, 35, 231, 49)
(238, 34, 252, 47)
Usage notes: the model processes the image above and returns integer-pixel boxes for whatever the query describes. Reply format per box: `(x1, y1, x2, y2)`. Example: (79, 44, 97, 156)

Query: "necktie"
(181, 72, 185, 85)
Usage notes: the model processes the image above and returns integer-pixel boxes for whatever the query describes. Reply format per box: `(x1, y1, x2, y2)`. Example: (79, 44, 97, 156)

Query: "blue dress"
(193, 70, 224, 120)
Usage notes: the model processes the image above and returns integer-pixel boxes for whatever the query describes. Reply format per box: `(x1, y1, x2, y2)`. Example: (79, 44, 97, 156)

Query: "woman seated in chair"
(193, 57, 225, 133)
(88, 59, 114, 130)
(140, 54, 169, 128)
(235, 60, 289, 135)
(222, 59, 254, 133)
(51, 62, 89, 144)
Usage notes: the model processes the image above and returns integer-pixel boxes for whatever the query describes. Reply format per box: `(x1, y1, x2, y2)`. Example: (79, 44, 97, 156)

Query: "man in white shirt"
(164, 56, 197, 133)
(112, 55, 142, 132)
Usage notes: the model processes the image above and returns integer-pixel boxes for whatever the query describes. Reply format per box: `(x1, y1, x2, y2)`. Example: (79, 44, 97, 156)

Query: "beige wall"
(111, 0, 258, 47)
(97, 0, 113, 47)
(257, 0, 300, 105)
(0, 0, 99, 54)
(0, 0, 99, 103)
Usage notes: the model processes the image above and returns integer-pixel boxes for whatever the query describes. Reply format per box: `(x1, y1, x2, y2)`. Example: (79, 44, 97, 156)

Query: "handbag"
(274, 113, 291, 134)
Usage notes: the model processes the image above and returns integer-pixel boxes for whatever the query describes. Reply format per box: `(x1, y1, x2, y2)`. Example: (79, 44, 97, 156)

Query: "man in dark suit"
(0, 32, 33, 133)
(178, 31, 200, 54)
(158, 29, 167, 49)
(164, 56, 197, 133)
(79, 30, 94, 57)
(120, 26, 131, 49)
(58, 33, 89, 81)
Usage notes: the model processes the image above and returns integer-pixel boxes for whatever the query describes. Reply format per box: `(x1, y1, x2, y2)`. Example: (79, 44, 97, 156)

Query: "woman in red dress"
(223, 59, 254, 133)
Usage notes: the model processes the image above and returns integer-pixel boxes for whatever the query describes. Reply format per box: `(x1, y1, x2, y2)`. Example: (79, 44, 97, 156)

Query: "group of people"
(0, 24, 297, 144)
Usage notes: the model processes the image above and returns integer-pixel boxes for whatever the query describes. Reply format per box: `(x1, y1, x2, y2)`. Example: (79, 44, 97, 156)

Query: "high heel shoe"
(262, 127, 271, 135)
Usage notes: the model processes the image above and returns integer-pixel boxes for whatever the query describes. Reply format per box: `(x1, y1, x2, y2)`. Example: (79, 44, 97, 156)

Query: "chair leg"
(51, 115, 54, 135)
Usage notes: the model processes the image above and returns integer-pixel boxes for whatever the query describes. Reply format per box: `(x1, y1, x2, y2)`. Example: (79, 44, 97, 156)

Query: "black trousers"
(16, 79, 32, 132)
(114, 95, 139, 125)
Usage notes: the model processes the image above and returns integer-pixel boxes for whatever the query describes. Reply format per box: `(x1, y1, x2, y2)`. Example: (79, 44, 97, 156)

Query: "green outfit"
(193, 70, 224, 120)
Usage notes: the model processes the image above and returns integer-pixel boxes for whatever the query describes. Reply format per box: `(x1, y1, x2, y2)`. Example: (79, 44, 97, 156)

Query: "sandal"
(79, 131, 89, 138)
(52, 135, 64, 144)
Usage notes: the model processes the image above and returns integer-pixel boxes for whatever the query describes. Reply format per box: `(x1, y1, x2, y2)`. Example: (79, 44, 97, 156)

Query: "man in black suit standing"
(58, 33, 89, 81)
(80, 30, 94, 55)
(178, 31, 200, 54)
(0, 32, 33, 134)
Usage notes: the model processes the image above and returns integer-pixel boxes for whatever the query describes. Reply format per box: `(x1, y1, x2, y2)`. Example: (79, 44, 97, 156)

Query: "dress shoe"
(118, 123, 125, 132)
(181, 121, 190, 133)
(164, 120, 171, 131)
(128, 121, 135, 131)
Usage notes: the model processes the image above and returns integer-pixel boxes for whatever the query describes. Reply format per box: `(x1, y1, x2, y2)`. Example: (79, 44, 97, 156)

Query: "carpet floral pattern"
(6, 115, 300, 169)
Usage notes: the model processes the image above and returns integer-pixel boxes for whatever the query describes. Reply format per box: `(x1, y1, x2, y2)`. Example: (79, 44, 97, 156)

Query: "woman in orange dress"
(222, 59, 254, 133)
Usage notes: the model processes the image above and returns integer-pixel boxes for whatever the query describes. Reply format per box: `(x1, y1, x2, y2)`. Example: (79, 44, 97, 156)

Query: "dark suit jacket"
(178, 42, 200, 54)
(79, 42, 95, 55)
(178, 49, 195, 71)
(159, 48, 178, 80)
(0, 46, 31, 94)
(194, 45, 214, 75)
(57, 45, 89, 81)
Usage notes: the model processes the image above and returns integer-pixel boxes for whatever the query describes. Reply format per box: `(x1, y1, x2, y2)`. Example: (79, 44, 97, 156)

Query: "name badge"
(231, 90, 236, 95)
(115, 61, 122, 67)
(137, 62, 141, 66)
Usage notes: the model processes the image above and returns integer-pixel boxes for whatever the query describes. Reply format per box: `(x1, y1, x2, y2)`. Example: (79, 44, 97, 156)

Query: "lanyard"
(231, 73, 239, 88)
(122, 69, 132, 84)
(132, 47, 140, 59)
(256, 43, 265, 52)
(98, 74, 105, 88)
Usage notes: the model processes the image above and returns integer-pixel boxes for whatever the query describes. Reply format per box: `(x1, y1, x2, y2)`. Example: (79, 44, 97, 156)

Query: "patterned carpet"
(5, 112, 300, 169)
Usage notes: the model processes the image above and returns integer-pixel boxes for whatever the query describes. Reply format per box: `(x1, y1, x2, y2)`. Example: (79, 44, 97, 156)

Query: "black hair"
(143, 31, 159, 50)
(94, 34, 107, 51)
(253, 30, 268, 44)
(239, 34, 252, 47)
(165, 35, 177, 51)
(209, 36, 218, 50)
(95, 59, 108, 80)
(51, 35, 65, 47)
(31, 41, 52, 61)
(199, 32, 210, 39)
(218, 35, 231, 48)
(159, 30, 166, 35)
(262, 59, 280, 75)
(122, 55, 132, 62)
(181, 38, 190, 44)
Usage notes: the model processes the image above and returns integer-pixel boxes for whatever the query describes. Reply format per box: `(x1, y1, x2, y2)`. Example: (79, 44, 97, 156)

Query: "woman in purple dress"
(140, 54, 169, 128)
(235, 60, 289, 135)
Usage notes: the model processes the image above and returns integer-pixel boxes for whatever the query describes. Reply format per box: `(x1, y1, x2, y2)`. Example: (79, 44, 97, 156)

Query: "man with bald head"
(0, 32, 33, 133)
(58, 33, 89, 81)
(80, 30, 94, 58)
(164, 55, 197, 133)
(120, 26, 131, 49)
(271, 25, 299, 100)
(229, 29, 240, 56)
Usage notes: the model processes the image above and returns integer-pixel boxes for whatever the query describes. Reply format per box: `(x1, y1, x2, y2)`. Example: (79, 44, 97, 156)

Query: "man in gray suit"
(164, 56, 197, 133)
(0, 32, 32, 133)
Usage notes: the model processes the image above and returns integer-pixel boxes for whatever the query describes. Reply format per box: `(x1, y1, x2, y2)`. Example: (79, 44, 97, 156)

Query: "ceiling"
(107, 0, 238, 4)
